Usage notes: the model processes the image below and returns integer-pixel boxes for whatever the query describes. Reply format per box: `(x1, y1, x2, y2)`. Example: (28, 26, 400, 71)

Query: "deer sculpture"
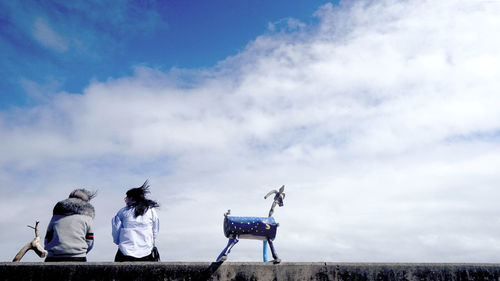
(12, 221, 47, 262)
(215, 185, 285, 263)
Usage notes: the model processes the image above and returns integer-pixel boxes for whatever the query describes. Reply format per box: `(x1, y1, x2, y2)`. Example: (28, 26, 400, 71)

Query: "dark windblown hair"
(126, 180, 159, 217)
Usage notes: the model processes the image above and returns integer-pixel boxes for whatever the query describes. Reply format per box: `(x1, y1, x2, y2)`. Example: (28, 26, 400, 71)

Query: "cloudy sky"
(1, 0, 500, 263)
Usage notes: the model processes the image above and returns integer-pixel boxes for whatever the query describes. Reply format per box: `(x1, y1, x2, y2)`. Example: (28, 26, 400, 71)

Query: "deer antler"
(12, 221, 47, 262)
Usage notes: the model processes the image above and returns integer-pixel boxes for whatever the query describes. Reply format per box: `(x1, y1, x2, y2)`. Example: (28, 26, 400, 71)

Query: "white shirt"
(112, 206, 159, 258)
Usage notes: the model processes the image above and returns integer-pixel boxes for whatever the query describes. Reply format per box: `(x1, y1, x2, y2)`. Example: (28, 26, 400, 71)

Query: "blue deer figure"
(216, 185, 285, 263)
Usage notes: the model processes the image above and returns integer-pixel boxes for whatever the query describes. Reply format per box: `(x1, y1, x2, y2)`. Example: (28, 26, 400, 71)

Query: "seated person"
(44, 189, 96, 262)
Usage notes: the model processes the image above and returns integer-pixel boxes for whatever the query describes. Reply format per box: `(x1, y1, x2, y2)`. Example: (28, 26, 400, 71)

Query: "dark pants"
(45, 256, 86, 262)
(114, 249, 155, 262)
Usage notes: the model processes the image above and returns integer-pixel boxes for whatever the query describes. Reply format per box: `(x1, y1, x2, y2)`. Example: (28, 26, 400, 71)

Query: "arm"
(44, 217, 55, 247)
(86, 220, 94, 253)
(111, 213, 122, 245)
(152, 208, 159, 241)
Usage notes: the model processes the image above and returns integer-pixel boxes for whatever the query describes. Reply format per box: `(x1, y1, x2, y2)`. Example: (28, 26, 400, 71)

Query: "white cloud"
(2, 0, 500, 262)
(268, 18, 306, 33)
(32, 18, 68, 52)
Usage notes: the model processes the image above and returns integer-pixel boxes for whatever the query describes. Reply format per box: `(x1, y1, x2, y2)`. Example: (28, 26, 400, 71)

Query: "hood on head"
(53, 198, 95, 218)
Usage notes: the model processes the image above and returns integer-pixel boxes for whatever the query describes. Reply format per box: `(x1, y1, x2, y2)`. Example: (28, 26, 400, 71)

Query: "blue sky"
(2, 0, 500, 263)
(0, 0, 333, 108)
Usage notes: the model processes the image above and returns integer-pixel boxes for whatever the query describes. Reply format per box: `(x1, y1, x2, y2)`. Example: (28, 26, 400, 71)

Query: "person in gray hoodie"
(44, 189, 96, 262)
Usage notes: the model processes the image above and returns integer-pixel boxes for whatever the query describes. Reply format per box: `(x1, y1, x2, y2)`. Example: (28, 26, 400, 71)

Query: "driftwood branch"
(12, 221, 47, 262)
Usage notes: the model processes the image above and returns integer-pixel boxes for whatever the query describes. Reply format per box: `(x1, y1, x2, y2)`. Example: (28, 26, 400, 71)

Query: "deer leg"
(267, 239, 281, 263)
(263, 240, 269, 262)
(216, 236, 239, 262)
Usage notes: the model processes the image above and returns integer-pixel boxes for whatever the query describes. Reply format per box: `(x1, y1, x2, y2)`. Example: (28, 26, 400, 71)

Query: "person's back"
(113, 205, 158, 258)
(45, 189, 96, 262)
(112, 180, 160, 261)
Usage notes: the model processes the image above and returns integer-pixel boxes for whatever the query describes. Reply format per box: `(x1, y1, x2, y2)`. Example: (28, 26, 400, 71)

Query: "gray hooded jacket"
(44, 198, 95, 258)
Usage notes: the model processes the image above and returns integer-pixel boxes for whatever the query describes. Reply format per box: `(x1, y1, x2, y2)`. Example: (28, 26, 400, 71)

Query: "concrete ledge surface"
(2, 262, 500, 281)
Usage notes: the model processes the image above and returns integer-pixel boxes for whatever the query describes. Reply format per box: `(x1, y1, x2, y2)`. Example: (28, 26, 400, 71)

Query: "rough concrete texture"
(1, 262, 500, 281)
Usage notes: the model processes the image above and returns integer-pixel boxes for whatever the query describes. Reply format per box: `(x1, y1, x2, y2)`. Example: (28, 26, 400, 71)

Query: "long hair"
(126, 180, 159, 217)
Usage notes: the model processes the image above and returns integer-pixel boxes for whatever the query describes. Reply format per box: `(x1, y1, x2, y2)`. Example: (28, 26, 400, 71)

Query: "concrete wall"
(1, 262, 500, 281)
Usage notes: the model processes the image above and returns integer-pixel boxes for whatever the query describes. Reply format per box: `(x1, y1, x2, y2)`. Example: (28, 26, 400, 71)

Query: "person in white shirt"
(111, 180, 160, 261)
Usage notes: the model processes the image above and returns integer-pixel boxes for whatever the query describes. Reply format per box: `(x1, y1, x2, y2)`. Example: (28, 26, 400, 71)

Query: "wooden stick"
(12, 221, 48, 262)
